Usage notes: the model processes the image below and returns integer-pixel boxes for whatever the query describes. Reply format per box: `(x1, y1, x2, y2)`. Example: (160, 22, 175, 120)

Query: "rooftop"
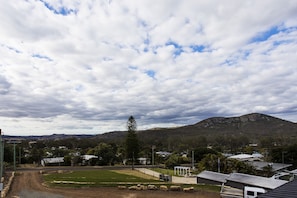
(248, 161, 292, 172)
(227, 173, 287, 190)
(197, 170, 229, 183)
(257, 179, 297, 198)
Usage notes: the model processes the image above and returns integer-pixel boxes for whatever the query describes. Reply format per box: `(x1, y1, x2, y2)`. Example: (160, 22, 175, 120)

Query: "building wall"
(197, 178, 223, 185)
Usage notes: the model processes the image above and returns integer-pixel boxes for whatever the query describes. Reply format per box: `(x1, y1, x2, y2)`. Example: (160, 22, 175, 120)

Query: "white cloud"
(0, 0, 297, 135)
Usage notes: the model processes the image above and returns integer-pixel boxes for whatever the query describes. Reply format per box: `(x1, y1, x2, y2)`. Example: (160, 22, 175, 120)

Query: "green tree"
(194, 147, 217, 162)
(125, 116, 140, 168)
(198, 154, 255, 174)
(94, 142, 116, 166)
(164, 154, 190, 168)
(165, 154, 180, 168)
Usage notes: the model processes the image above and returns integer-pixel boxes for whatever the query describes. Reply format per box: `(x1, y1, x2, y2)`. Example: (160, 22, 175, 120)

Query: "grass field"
(151, 168, 175, 176)
(44, 169, 159, 187)
(43, 169, 220, 192)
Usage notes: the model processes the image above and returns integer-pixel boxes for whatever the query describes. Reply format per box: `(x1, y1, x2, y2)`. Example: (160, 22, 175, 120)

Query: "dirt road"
(7, 171, 220, 198)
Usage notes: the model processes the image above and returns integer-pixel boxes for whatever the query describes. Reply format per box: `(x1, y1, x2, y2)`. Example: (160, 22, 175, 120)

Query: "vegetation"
(151, 168, 175, 176)
(197, 153, 256, 174)
(3, 113, 297, 175)
(125, 116, 140, 167)
(44, 169, 158, 187)
(43, 169, 220, 192)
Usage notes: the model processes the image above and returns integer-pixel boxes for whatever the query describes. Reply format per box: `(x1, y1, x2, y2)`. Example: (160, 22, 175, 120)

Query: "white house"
(41, 157, 64, 166)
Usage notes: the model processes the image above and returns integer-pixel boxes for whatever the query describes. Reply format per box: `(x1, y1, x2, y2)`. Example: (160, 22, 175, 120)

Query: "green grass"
(43, 169, 221, 193)
(44, 170, 158, 187)
(196, 184, 221, 192)
(151, 168, 175, 176)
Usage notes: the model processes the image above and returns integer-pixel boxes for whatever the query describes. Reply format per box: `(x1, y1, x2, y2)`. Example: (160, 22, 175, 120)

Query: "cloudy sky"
(1, 0, 297, 136)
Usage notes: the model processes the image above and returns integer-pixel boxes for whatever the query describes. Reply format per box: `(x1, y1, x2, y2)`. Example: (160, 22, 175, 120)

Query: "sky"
(1, 0, 297, 136)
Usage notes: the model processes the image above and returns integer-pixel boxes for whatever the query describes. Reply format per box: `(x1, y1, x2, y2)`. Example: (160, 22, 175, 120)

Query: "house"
(248, 161, 292, 173)
(156, 151, 171, 158)
(82, 155, 98, 161)
(228, 153, 263, 162)
(199, 171, 289, 197)
(197, 170, 229, 185)
(138, 157, 150, 165)
(257, 179, 297, 198)
(41, 157, 64, 166)
(224, 172, 287, 191)
(80, 155, 98, 166)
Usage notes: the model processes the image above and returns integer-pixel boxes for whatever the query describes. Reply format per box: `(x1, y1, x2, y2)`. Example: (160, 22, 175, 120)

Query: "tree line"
(3, 116, 297, 172)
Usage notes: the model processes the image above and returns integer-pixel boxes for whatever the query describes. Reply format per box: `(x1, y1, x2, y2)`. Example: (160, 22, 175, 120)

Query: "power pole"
(7, 140, 21, 172)
(218, 158, 221, 173)
(0, 129, 3, 192)
(192, 150, 195, 169)
(152, 145, 155, 166)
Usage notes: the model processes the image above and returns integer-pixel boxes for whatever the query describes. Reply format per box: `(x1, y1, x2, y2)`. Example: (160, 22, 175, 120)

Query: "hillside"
(186, 113, 297, 135)
(95, 113, 297, 145)
(5, 113, 297, 147)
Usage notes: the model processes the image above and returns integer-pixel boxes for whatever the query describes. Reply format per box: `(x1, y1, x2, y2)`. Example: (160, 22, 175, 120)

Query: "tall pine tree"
(125, 116, 139, 169)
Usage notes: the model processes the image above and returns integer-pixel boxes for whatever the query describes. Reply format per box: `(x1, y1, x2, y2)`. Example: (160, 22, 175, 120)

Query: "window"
(247, 191, 255, 196)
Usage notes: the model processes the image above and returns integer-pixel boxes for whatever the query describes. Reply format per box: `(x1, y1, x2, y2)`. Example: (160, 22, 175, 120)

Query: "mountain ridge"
(4, 113, 297, 141)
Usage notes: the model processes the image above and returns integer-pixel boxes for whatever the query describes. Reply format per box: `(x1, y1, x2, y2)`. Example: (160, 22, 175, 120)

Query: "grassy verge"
(43, 169, 220, 193)
(44, 169, 159, 188)
(151, 168, 174, 176)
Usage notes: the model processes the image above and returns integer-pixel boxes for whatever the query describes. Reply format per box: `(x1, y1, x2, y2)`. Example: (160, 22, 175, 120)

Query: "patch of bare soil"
(7, 171, 220, 198)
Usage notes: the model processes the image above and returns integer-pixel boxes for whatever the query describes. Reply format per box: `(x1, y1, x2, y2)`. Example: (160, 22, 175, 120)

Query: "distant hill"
(95, 113, 297, 145)
(3, 133, 94, 141)
(186, 113, 297, 136)
(4, 113, 297, 145)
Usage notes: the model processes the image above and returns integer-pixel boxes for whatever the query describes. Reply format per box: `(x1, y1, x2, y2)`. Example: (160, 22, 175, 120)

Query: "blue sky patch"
(128, 66, 138, 70)
(190, 45, 205, 52)
(165, 41, 183, 56)
(251, 26, 280, 43)
(32, 54, 52, 61)
(40, 0, 77, 16)
(145, 70, 156, 79)
(143, 36, 150, 52)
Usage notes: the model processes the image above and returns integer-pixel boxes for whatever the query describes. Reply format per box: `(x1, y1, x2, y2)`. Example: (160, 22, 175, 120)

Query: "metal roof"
(42, 157, 64, 163)
(289, 169, 297, 174)
(257, 179, 297, 198)
(197, 170, 229, 183)
(248, 161, 292, 172)
(227, 173, 287, 190)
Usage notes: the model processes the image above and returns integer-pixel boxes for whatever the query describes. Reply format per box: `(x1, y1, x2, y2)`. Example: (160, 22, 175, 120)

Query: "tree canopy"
(125, 116, 140, 163)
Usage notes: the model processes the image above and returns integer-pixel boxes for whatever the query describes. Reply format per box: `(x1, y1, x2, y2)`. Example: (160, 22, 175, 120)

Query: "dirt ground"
(7, 171, 220, 198)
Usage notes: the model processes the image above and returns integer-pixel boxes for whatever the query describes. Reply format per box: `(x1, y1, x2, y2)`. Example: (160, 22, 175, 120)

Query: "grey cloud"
(0, 75, 11, 95)
(1, 1, 297, 135)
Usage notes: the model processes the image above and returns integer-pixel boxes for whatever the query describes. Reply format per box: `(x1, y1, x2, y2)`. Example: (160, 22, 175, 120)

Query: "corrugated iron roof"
(257, 179, 297, 198)
(227, 173, 287, 189)
(248, 161, 292, 172)
(197, 170, 229, 183)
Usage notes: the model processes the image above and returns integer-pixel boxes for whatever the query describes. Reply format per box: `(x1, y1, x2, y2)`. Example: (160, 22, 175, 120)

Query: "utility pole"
(0, 129, 3, 192)
(152, 145, 155, 166)
(132, 152, 134, 170)
(282, 151, 286, 164)
(7, 140, 21, 172)
(192, 150, 195, 169)
(218, 158, 221, 173)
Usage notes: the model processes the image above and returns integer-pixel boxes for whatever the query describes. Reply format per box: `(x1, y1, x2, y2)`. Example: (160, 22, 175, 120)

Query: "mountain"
(95, 113, 297, 145)
(187, 113, 297, 135)
(4, 113, 297, 145)
(3, 133, 94, 141)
